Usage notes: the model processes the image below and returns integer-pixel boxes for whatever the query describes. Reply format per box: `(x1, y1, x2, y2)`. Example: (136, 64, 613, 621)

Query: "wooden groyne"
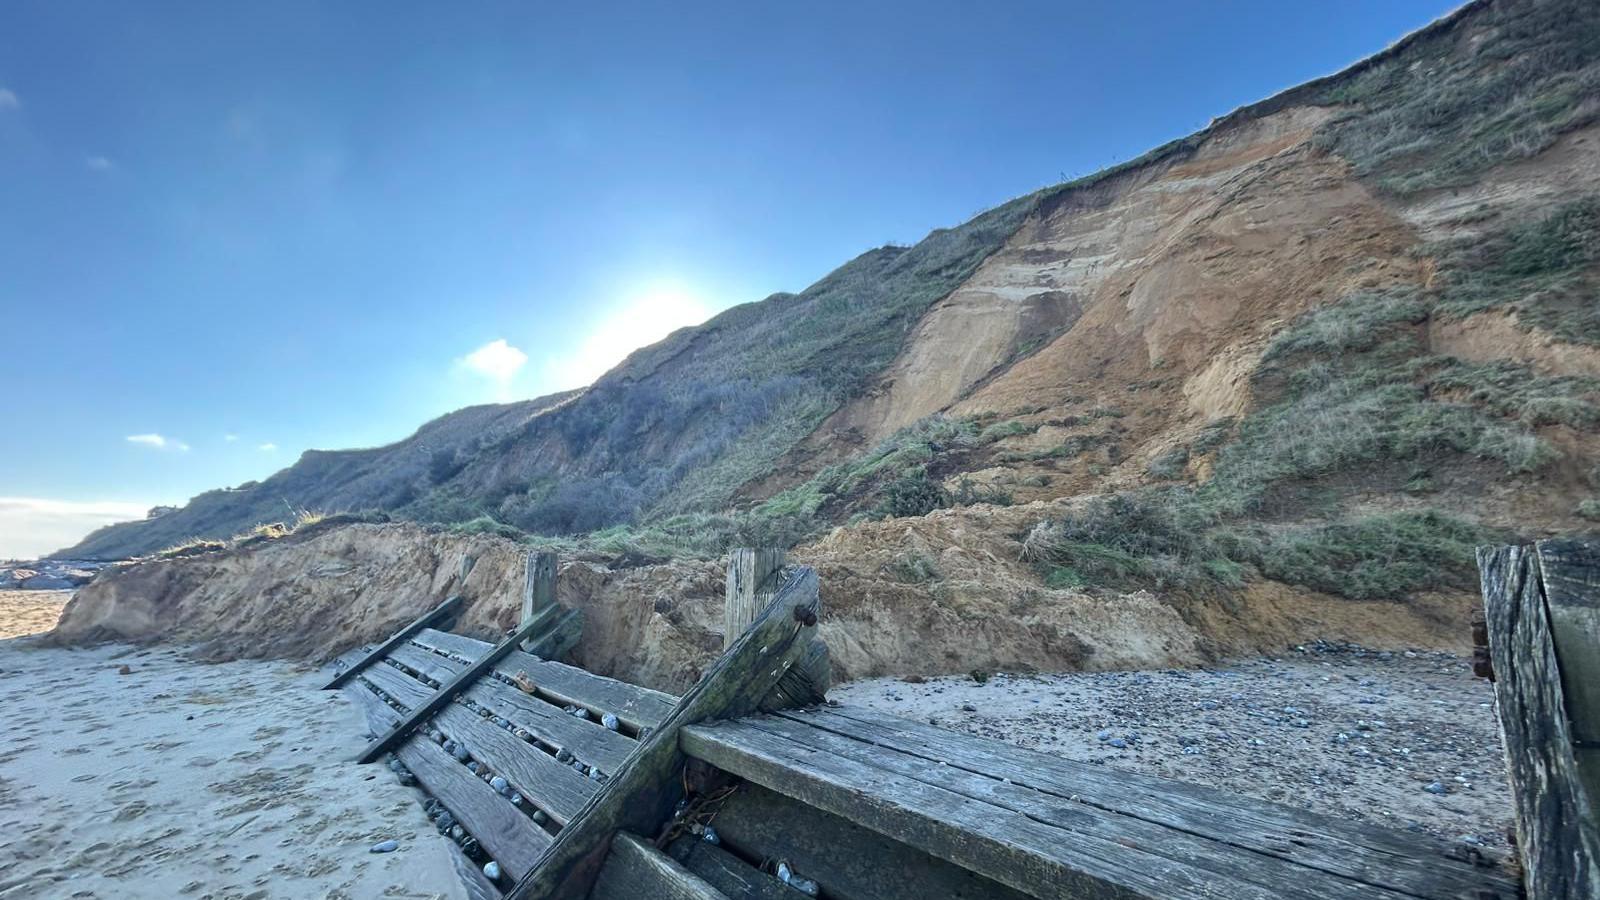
(324, 545, 1578, 899)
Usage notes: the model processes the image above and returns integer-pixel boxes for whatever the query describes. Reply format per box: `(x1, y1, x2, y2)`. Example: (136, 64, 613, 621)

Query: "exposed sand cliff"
(50, 519, 1472, 693)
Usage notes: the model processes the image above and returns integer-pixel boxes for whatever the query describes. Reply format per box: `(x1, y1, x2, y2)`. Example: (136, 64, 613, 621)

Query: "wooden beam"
(413, 627, 677, 732)
(1535, 538, 1600, 821)
(707, 783, 1032, 900)
(589, 832, 729, 900)
(505, 566, 821, 900)
(1478, 543, 1600, 900)
(666, 835, 829, 900)
(521, 551, 558, 653)
(778, 705, 1514, 900)
(724, 548, 784, 650)
(360, 662, 600, 825)
(683, 717, 1434, 900)
(323, 594, 462, 690)
(356, 603, 561, 764)
(386, 643, 638, 773)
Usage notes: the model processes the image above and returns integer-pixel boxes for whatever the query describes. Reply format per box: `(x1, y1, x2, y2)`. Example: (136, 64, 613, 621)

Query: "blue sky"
(0, 0, 1460, 557)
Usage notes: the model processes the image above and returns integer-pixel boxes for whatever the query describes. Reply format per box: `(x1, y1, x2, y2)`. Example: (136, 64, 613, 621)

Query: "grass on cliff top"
(1313, 0, 1600, 194)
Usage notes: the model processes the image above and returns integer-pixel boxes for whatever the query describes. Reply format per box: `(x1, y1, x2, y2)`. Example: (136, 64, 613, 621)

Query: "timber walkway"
(326, 548, 1538, 900)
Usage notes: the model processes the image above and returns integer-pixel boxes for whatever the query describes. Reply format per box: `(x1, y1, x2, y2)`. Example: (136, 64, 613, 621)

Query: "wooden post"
(1477, 541, 1600, 899)
(727, 548, 830, 706)
(724, 549, 785, 650)
(1535, 539, 1600, 820)
(522, 551, 558, 653)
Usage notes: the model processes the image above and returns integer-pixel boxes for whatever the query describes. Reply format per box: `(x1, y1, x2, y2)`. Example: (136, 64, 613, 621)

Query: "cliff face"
(63, 0, 1600, 609)
(51, 519, 1469, 690)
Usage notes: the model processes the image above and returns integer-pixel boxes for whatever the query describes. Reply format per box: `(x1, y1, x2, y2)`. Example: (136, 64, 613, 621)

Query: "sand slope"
(0, 638, 466, 899)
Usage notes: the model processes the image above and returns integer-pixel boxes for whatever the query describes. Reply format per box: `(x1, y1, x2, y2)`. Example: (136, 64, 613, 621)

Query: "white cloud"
(224, 433, 239, 442)
(0, 497, 152, 559)
(258, 442, 277, 452)
(546, 284, 710, 389)
(460, 339, 528, 392)
(125, 433, 189, 452)
(0, 88, 18, 111)
(86, 155, 113, 172)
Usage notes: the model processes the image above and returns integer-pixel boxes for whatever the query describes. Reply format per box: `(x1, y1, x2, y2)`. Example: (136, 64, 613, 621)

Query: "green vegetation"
(1313, 1, 1600, 194)
(1435, 197, 1600, 345)
(1027, 251, 1597, 600)
(1234, 512, 1483, 600)
(1578, 499, 1600, 522)
(978, 419, 1036, 444)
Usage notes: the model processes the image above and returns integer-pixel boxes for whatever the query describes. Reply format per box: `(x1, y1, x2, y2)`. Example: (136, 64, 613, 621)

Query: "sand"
(834, 640, 1516, 854)
(0, 590, 72, 640)
(0, 630, 467, 899)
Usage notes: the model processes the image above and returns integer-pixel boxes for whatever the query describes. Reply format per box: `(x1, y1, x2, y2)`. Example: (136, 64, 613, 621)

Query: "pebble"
(602, 713, 620, 731)
(1425, 781, 1448, 795)
(573, 708, 590, 720)
(491, 776, 509, 794)
(1108, 738, 1128, 749)
(483, 861, 501, 880)
(370, 839, 399, 853)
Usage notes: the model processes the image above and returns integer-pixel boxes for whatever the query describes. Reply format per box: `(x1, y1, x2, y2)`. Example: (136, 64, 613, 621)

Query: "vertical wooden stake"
(522, 551, 558, 652)
(725, 548, 785, 650)
(1478, 542, 1600, 899)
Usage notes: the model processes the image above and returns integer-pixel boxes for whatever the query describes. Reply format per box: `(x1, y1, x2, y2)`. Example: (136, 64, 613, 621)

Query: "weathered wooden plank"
(360, 664, 598, 825)
(685, 718, 1398, 900)
(323, 595, 462, 689)
(414, 627, 677, 732)
(534, 608, 583, 664)
(726, 549, 831, 708)
(396, 724, 551, 881)
(724, 549, 785, 650)
(452, 843, 504, 900)
(507, 566, 822, 900)
(737, 714, 1424, 900)
(666, 835, 822, 900)
(785, 705, 1517, 900)
(387, 643, 637, 773)
(357, 606, 562, 764)
(521, 551, 558, 653)
(710, 783, 1032, 900)
(1534, 538, 1600, 822)
(342, 681, 549, 882)
(1480, 544, 1600, 900)
(589, 832, 728, 900)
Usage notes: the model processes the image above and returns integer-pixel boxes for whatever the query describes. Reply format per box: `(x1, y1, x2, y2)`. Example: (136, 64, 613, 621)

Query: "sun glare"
(552, 282, 711, 389)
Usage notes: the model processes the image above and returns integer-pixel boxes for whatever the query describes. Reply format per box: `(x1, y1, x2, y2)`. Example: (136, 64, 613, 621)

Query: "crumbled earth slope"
(52, 518, 1468, 693)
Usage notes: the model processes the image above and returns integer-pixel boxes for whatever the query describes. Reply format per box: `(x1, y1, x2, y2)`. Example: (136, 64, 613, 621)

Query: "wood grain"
(506, 566, 821, 900)
(356, 606, 561, 764)
(589, 832, 728, 900)
(1479, 543, 1600, 900)
(413, 627, 677, 732)
(322, 595, 461, 689)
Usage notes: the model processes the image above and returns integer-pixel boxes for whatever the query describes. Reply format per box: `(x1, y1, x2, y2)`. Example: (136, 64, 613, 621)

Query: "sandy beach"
(0, 612, 468, 898)
(0, 590, 72, 640)
(835, 641, 1515, 854)
(2, 585, 1517, 895)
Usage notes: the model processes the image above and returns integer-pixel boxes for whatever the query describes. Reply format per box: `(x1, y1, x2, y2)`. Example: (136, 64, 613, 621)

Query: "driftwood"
(1479, 542, 1600, 900)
